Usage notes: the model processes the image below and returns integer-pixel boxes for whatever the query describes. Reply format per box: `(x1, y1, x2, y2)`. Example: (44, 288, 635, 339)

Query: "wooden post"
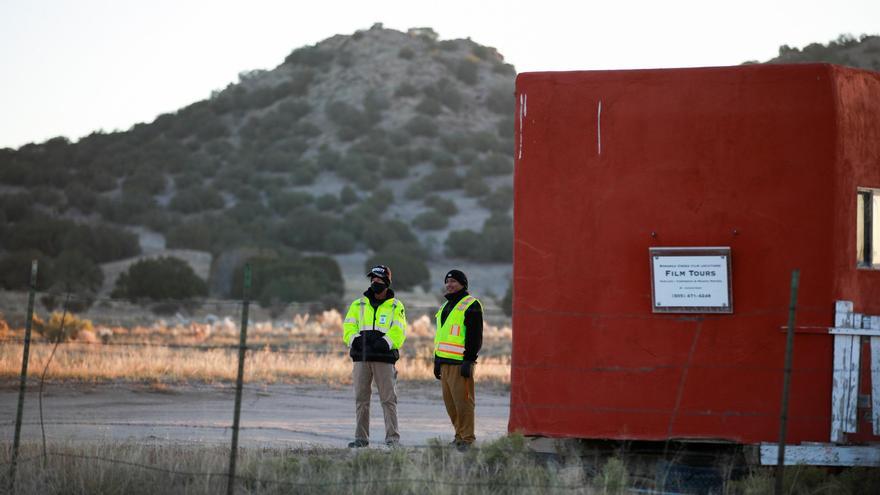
(9, 260, 39, 493)
(227, 264, 251, 495)
(775, 269, 800, 495)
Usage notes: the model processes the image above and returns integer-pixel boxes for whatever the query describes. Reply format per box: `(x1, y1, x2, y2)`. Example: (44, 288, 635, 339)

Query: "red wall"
(511, 64, 880, 444)
(831, 66, 880, 442)
(832, 66, 880, 310)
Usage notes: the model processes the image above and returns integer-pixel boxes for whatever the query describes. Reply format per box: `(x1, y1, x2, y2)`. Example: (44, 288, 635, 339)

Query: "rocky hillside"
(0, 24, 517, 304)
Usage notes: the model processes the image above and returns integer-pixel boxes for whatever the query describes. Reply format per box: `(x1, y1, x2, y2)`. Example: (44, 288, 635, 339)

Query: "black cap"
(367, 265, 392, 287)
(444, 269, 468, 289)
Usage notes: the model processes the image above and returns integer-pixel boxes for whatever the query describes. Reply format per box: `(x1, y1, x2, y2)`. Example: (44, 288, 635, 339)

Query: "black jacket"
(349, 287, 400, 364)
(434, 289, 483, 364)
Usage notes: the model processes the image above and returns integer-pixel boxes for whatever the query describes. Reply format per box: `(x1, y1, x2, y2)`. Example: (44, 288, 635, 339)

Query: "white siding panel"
(831, 334, 860, 442)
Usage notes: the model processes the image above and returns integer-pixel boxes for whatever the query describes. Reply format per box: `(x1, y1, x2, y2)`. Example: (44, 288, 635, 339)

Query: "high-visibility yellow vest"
(342, 297, 406, 349)
(434, 295, 479, 361)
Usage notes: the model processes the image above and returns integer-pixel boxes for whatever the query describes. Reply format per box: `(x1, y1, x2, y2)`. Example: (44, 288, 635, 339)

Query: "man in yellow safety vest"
(343, 264, 407, 448)
(433, 269, 483, 451)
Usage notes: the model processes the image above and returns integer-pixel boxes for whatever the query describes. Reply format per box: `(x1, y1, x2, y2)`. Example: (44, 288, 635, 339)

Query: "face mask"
(371, 281, 387, 293)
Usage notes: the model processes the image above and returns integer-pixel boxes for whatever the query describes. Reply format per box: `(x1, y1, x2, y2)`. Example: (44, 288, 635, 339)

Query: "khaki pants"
(353, 361, 399, 443)
(440, 363, 475, 444)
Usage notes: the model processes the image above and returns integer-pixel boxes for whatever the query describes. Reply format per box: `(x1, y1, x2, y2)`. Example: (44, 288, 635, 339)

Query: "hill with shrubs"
(0, 28, 877, 315)
(0, 24, 516, 311)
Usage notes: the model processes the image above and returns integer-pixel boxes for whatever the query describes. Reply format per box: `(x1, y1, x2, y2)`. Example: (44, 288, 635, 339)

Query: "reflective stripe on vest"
(437, 342, 464, 356)
(455, 295, 475, 311)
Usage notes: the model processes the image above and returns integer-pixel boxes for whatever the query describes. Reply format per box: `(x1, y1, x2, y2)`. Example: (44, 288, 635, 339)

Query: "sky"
(1, 0, 877, 149)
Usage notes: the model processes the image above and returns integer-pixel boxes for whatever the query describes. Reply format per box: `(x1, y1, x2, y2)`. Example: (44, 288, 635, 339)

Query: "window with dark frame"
(857, 188, 880, 268)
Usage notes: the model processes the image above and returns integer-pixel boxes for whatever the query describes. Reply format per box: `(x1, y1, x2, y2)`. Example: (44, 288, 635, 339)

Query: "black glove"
(433, 361, 442, 380)
(460, 361, 474, 379)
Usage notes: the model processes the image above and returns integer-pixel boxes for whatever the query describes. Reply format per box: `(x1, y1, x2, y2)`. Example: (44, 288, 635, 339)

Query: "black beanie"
(444, 269, 468, 289)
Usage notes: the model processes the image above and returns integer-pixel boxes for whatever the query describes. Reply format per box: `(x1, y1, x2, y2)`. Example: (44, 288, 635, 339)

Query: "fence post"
(775, 269, 800, 495)
(9, 260, 39, 493)
(227, 264, 251, 495)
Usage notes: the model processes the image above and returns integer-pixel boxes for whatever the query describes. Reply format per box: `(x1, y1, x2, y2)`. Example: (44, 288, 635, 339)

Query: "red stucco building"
(510, 64, 880, 458)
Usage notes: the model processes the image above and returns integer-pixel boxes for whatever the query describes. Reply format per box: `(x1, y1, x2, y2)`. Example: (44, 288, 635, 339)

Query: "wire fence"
(0, 265, 870, 494)
(3, 269, 524, 494)
(0, 288, 513, 328)
(1, 336, 863, 374)
(0, 446, 756, 494)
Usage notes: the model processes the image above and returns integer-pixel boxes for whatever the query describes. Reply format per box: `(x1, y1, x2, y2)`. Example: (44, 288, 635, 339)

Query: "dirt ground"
(0, 381, 510, 448)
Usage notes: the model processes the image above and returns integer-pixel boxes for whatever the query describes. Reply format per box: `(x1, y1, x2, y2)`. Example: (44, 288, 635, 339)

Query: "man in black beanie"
(433, 269, 483, 450)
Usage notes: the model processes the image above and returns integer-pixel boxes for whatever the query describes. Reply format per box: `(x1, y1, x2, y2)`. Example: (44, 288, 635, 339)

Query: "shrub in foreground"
(33, 311, 94, 342)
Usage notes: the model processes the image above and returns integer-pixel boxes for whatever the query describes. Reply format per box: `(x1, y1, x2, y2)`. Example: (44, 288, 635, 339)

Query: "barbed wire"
(0, 440, 750, 461)
(0, 440, 803, 495)
(0, 380, 843, 441)
(0, 338, 514, 364)
(1, 286, 864, 494)
(0, 402, 837, 432)
(1, 335, 862, 373)
(4, 450, 226, 479)
(5, 288, 857, 320)
(8, 289, 514, 315)
(0, 305, 852, 338)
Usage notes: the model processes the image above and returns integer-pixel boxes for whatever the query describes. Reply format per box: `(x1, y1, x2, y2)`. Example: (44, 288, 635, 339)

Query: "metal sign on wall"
(650, 247, 733, 313)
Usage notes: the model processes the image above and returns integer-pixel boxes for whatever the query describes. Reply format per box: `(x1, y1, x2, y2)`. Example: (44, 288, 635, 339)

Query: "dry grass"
(0, 311, 512, 386)
(1, 435, 603, 495)
(16, 438, 877, 495)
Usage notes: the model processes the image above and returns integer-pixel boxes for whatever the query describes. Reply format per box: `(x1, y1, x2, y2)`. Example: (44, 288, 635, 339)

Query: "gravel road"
(1, 381, 510, 448)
